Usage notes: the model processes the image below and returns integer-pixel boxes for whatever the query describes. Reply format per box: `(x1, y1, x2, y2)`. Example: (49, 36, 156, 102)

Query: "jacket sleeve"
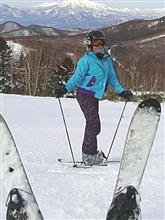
(65, 56, 88, 93)
(108, 58, 125, 94)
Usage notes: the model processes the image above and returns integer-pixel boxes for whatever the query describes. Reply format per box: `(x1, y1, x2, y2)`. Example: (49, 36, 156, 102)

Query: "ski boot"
(82, 150, 107, 166)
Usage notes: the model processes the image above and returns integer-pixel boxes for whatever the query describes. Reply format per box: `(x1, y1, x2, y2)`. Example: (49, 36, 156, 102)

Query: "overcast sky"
(2, 0, 165, 9)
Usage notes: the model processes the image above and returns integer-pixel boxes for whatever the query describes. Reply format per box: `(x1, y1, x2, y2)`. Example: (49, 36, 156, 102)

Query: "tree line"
(0, 37, 74, 96)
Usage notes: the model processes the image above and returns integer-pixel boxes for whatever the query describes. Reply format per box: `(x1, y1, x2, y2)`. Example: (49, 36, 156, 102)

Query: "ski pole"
(58, 98, 76, 165)
(106, 101, 128, 161)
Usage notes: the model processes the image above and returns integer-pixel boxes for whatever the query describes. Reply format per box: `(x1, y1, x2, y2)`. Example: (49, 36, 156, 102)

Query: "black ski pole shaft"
(106, 101, 128, 161)
(58, 98, 76, 165)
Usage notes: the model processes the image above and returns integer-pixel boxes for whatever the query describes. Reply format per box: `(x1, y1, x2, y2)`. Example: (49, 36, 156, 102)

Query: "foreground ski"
(0, 114, 44, 220)
(106, 98, 161, 220)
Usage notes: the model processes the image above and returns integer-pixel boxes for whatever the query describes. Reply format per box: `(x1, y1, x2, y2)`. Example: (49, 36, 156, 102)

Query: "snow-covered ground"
(138, 34, 165, 43)
(7, 41, 29, 59)
(0, 94, 164, 220)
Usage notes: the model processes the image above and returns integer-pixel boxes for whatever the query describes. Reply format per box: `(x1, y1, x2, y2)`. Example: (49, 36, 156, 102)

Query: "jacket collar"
(87, 51, 109, 60)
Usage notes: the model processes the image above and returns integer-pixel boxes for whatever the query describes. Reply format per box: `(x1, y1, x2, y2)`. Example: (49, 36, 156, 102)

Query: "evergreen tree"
(10, 53, 25, 95)
(48, 56, 74, 96)
(0, 37, 12, 93)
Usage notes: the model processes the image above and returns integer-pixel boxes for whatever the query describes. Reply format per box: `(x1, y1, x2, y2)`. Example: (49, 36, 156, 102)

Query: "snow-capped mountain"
(34, 0, 107, 11)
(0, 4, 29, 18)
(0, 0, 165, 30)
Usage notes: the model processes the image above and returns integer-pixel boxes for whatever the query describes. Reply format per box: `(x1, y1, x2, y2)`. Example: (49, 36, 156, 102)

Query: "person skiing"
(56, 30, 133, 166)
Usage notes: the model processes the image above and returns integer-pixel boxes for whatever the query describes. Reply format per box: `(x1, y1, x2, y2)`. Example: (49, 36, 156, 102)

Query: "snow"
(33, 0, 101, 10)
(115, 7, 165, 15)
(34, 0, 108, 12)
(138, 34, 165, 43)
(0, 94, 164, 220)
(59, 0, 104, 10)
(33, 2, 58, 9)
(7, 41, 28, 58)
(42, 27, 59, 35)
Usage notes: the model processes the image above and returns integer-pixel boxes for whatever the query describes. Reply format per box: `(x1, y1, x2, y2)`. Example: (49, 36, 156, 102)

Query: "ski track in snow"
(138, 34, 165, 43)
(0, 94, 164, 220)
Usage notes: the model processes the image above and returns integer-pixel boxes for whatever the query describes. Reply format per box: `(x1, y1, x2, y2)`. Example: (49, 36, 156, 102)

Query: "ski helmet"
(85, 30, 106, 50)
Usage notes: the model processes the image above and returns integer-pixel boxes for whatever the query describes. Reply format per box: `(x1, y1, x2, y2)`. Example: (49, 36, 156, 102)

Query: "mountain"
(0, 4, 28, 17)
(102, 16, 165, 44)
(0, 21, 23, 33)
(0, 21, 84, 37)
(0, 0, 165, 30)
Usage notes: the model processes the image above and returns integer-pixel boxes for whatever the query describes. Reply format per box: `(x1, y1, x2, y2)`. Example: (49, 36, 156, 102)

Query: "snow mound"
(7, 41, 29, 58)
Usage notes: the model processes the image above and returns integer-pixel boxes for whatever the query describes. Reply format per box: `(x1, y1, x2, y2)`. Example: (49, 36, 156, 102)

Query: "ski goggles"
(92, 39, 105, 47)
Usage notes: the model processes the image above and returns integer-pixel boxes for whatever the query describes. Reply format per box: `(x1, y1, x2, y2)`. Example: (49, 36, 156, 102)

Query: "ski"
(57, 158, 120, 168)
(57, 158, 94, 168)
(106, 185, 141, 220)
(106, 98, 161, 220)
(0, 114, 44, 220)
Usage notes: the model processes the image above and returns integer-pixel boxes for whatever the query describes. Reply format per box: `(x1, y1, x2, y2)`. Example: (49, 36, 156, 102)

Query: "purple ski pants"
(76, 94, 101, 155)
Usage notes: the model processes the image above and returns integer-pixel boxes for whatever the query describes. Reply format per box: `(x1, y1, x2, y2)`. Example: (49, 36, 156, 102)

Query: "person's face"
(92, 39, 105, 52)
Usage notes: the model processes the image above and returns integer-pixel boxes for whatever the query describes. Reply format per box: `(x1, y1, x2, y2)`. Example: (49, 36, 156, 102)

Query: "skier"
(55, 30, 133, 166)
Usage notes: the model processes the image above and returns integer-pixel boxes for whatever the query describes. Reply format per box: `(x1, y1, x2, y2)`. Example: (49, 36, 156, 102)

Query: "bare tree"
(22, 43, 49, 96)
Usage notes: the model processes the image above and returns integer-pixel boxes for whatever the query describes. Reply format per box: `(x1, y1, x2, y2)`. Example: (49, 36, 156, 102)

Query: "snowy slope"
(7, 41, 28, 59)
(0, 94, 164, 220)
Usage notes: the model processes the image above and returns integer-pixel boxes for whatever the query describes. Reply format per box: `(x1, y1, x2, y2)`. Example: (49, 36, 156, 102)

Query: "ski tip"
(106, 185, 141, 220)
(138, 98, 161, 113)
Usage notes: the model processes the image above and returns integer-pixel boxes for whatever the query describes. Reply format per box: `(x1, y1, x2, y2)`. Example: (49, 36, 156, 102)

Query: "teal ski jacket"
(65, 51, 125, 99)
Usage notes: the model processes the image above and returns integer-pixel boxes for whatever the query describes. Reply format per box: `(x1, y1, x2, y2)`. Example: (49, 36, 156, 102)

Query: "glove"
(55, 85, 67, 98)
(119, 90, 133, 100)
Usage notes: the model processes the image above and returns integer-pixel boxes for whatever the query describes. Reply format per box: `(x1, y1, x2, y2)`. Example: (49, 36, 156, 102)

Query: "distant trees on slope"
(0, 37, 12, 93)
(0, 37, 74, 96)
